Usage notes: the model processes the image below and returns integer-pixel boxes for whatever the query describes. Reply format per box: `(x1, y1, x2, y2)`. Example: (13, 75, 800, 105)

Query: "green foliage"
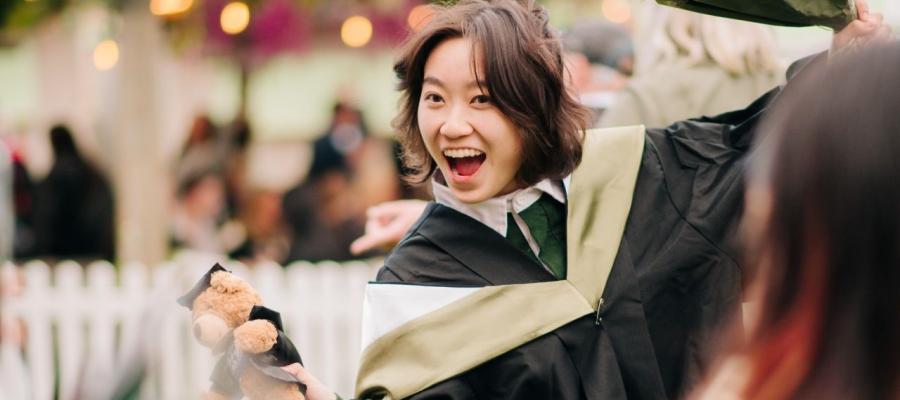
(0, 0, 128, 37)
(0, 0, 64, 38)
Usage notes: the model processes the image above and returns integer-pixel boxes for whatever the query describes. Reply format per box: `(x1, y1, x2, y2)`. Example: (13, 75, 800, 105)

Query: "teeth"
(442, 148, 484, 158)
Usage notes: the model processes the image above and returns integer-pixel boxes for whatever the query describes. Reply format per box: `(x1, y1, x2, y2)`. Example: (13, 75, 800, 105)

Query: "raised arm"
(695, 0, 893, 151)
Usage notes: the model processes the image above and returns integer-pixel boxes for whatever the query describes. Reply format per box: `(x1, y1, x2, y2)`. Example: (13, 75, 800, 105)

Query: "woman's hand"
(831, 0, 894, 55)
(350, 200, 428, 255)
(281, 363, 337, 400)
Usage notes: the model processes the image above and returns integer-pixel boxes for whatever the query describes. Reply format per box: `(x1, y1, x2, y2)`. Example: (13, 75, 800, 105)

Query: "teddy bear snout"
(193, 314, 230, 347)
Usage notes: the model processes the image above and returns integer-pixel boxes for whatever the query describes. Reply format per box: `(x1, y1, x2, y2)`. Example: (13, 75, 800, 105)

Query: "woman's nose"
(439, 108, 474, 138)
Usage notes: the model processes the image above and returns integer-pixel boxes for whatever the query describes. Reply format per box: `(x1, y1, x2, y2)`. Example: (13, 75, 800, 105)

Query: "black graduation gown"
(374, 56, 819, 400)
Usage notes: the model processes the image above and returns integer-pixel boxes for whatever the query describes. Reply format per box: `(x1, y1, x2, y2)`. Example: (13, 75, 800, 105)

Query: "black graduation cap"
(656, 0, 856, 29)
(177, 263, 229, 309)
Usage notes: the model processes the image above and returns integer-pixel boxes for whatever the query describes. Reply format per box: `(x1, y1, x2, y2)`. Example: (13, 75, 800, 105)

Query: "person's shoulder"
(376, 203, 443, 282)
(377, 232, 443, 282)
(377, 203, 487, 285)
(643, 115, 747, 170)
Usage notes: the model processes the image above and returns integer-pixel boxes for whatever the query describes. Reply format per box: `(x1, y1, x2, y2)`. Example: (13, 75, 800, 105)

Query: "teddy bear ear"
(177, 263, 230, 309)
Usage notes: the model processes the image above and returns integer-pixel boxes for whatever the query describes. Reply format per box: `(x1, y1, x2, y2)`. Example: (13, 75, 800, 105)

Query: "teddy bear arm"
(234, 319, 279, 354)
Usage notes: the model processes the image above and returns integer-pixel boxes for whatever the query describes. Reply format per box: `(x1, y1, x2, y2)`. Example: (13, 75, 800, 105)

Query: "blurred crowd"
(0, 7, 788, 267)
(170, 101, 419, 264)
(0, 1, 898, 399)
(0, 100, 416, 265)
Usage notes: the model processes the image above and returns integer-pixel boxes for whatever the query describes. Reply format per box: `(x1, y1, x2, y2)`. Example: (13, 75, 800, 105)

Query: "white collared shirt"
(432, 178, 567, 238)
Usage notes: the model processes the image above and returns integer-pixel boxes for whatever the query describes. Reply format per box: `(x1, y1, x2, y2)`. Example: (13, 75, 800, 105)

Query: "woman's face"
(417, 37, 524, 204)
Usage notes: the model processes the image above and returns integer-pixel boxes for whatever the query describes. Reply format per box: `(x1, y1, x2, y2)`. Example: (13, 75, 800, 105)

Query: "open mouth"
(444, 148, 486, 177)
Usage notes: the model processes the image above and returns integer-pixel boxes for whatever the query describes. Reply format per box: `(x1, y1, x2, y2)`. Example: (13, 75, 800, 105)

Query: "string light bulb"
(341, 15, 373, 48)
(93, 39, 119, 71)
(149, 0, 194, 17)
(221, 1, 251, 35)
(601, 0, 632, 24)
(407, 5, 434, 31)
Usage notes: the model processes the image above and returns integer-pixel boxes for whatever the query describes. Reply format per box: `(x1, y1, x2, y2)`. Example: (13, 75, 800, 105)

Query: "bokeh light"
(341, 16, 373, 48)
(407, 4, 434, 31)
(221, 1, 251, 35)
(149, 0, 194, 16)
(93, 39, 119, 71)
(601, 0, 632, 24)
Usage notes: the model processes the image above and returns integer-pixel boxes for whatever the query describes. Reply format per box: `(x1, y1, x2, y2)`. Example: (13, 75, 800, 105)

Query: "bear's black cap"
(177, 263, 229, 310)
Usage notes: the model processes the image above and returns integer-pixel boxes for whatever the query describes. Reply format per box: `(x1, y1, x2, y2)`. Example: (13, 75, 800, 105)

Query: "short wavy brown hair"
(393, 0, 590, 186)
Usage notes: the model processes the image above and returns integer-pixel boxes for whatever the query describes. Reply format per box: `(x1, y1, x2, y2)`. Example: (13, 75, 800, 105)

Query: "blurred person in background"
(222, 116, 253, 220)
(312, 102, 369, 173)
(3, 135, 38, 260)
(178, 115, 224, 174)
(229, 188, 291, 263)
(598, 8, 782, 129)
(0, 139, 12, 261)
(32, 125, 114, 262)
(315, 101, 402, 210)
(173, 114, 258, 258)
(562, 20, 635, 125)
(282, 148, 362, 262)
(283, 101, 399, 262)
(697, 40, 899, 400)
(171, 168, 235, 255)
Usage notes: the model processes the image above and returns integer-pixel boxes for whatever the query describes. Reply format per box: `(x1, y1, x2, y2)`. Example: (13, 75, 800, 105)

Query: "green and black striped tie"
(505, 193, 567, 279)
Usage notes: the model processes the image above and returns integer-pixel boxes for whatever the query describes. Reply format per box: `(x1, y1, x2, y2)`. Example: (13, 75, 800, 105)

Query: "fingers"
(281, 362, 318, 383)
(350, 234, 385, 255)
(366, 200, 427, 219)
(856, 0, 870, 21)
(282, 363, 303, 378)
(848, 18, 877, 36)
(869, 12, 883, 25)
(281, 363, 338, 400)
(856, 13, 891, 44)
(351, 200, 429, 255)
(833, 20, 869, 50)
(832, 9, 892, 55)
(350, 215, 410, 254)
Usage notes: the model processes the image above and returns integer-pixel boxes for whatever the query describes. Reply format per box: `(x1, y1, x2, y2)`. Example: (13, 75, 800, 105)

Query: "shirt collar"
(432, 177, 566, 237)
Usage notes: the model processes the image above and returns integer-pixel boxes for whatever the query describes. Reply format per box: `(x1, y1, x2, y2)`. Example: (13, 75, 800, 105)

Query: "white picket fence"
(0, 253, 382, 400)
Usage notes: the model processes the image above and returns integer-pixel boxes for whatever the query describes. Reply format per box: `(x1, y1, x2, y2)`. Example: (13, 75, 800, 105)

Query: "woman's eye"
(471, 95, 491, 104)
(424, 93, 443, 103)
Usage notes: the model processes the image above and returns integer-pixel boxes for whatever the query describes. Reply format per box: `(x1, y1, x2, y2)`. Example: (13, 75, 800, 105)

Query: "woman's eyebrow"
(423, 76, 445, 87)
(423, 76, 487, 90)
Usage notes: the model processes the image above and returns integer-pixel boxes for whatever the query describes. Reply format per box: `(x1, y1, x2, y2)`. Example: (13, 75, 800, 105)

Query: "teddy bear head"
(178, 264, 262, 348)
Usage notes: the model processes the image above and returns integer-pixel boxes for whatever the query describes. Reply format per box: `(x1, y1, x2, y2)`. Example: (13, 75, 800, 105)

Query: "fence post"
(1, 262, 30, 399)
(23, 261, 54, 400)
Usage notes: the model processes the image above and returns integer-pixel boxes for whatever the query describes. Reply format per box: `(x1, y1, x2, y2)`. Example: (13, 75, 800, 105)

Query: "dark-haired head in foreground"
(730, 43, 900, 400)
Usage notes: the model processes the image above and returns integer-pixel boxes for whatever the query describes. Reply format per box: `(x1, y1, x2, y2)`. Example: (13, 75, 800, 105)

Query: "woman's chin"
(449, 185, 492, 204)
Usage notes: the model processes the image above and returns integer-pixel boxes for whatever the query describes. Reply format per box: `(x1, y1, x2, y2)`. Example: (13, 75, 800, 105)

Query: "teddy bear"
(178, 263, 307, 400)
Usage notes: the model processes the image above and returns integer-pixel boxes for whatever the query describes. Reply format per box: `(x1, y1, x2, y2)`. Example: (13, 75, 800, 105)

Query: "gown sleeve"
(620, 53, 827, 397)
(648, 52, 826, 262)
